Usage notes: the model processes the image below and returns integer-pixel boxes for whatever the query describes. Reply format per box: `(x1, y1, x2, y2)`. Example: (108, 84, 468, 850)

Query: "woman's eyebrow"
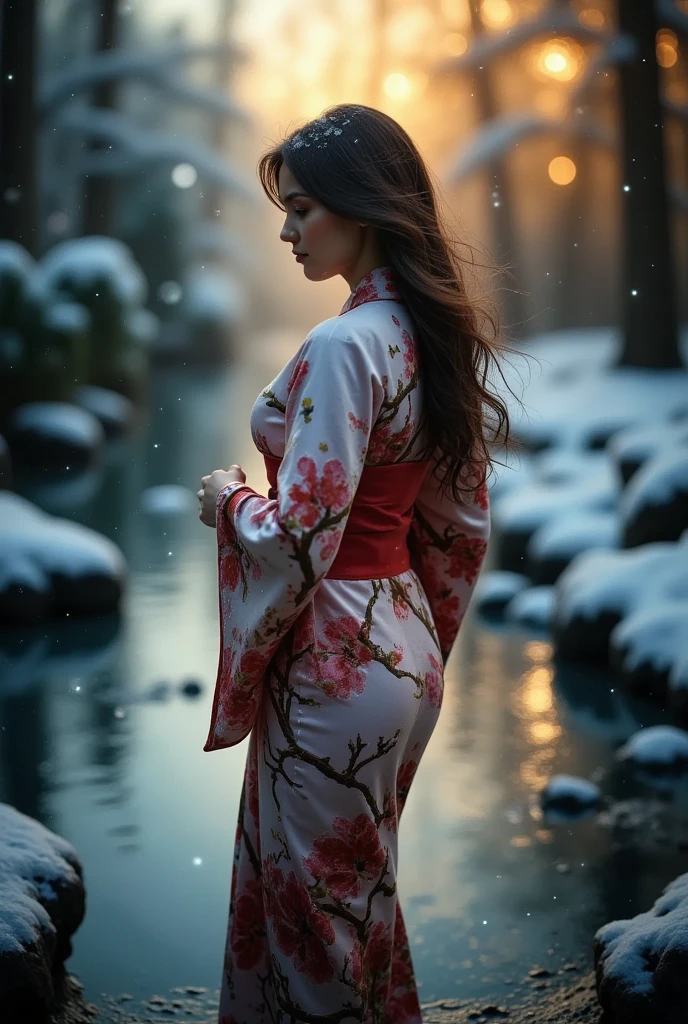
(280, 190, 310, 204)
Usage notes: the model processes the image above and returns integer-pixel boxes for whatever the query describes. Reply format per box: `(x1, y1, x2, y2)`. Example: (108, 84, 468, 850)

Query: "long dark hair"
(258, 103, 519, 504)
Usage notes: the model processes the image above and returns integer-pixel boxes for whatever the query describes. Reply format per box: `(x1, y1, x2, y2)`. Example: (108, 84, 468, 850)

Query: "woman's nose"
(280, 226, 297, 242)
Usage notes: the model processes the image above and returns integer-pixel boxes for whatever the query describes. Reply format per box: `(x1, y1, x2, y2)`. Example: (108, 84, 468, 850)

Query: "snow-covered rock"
(39, 235, 148, 309)
(526, 508, 619, 584)
(73, 384, 135, 438)
(0, 803, 85, 1022)
(0, 492, 126, 622)
(506, 332, 688, 453)
(183, 266, 244, 327)
(609, 602, 688, 697)
(504, 585, 555, 630)
(594, 871, 688, 1023)
(615, 725, 688, 771)
(620, 448, 688, 547)
(140, 484, 198, 515)
(6, 401, 104, 472)
(493, 475, 617, 573)
(473, 570, 530, 615)
(540, 773, 602, 812)
(553, 535, 688, 661)
(607, 420, 688, 484)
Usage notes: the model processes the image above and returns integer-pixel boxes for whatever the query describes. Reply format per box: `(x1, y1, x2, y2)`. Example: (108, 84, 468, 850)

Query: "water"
(2, 353, 687, 1015)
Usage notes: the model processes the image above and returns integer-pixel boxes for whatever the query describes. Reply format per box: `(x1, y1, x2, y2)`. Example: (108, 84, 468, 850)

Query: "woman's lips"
(294, 253, 307, 262)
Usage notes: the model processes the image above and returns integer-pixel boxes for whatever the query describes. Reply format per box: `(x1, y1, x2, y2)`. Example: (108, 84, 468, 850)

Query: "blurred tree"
(82, 0, 119, 237)
(204, 0, 238, 222)
(466, 0, 528, 340)
(0, 0, 39, 255)
(440, 0, 685, 368)
(617, 0, 680, 368)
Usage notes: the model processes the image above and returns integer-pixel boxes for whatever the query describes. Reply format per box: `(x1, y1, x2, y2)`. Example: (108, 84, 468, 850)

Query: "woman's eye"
(294, 208, 307, 218)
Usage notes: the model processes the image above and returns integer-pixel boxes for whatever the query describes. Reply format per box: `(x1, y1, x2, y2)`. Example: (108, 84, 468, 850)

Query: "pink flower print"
(287, 357, 309, 395)
(254, 428, 270, 453)
(474, 476, 489, 510)
(345, 922, 363, 985)
(246, 755, 259, 828)
(389, 643, 404, 668)
(219, 545, 241, 593)
(382, 788, 398, 834)
(348, 410, 369, 432)
(230, 876, 266, 970)
(396, 759, 419, 814)
(424, 652, 443, 709)
(262, 856, 285, 919)
(400, 328, 416, 380)
(286, 456, 351, 529)
(433, 592, 461, 652)
(392, 314, 401, 327)
(363, 919, 393, 976)
(303, 813, 386, 900)
(269, 870, 336, 983)
(317, 528, 342, 562)
(224, 684, 257, 734)
(316, 615, 373, 698)
(392, 582, 411, 620)
(449, 536, 488, 586)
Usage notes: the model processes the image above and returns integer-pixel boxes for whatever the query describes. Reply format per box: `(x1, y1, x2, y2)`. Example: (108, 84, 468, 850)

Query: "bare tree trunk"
(203, 0, 237, 221)
(467, 0, 527, 342)
(0, 0, 39, 255)
(82, 0, 118, 236)
(616, 0, 681, 368)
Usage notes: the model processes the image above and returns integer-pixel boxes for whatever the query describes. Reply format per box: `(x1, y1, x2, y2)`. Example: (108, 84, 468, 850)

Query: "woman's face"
(277, 162, 366, 284)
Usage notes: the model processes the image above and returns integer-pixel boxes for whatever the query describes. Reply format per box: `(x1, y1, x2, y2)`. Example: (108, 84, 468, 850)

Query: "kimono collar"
(338, 265, 401, 315)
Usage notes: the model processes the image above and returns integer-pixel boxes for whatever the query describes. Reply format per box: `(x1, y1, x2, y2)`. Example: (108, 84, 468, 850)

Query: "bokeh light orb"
(548, 156, 576, 186)
(171, 163, 198, 189)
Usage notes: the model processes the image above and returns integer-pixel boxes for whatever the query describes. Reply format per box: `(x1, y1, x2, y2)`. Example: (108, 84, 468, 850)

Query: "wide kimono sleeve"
(203, 322, 386, 752)
(407, 460, 491, 667)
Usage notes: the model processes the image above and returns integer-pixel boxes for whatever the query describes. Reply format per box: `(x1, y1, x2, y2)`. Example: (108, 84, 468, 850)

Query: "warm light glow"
(510, 836, 532, 847)
(531, 38, 583, 83)
(578, 7, 605, 29)
(444, 32, 468, 57)
(549, 156, 577, 185)
(384, 72, 412, 100)
(657, 31, 679, 68)
(529, 721, 562, 744)
(440, 0, 470, 26)
(519, 747, 556, 790)
(533, 89, 567, 117)
(261, 76, 288, 104)
(520, 666, 554, 715)
(481, 0, 516, 30)
(523, 640, 554, 663)
(387, 6, 437, 56)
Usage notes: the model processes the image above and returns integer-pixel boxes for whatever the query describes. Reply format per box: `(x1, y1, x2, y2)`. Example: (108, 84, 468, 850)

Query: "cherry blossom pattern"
(303, 813, 387, 900)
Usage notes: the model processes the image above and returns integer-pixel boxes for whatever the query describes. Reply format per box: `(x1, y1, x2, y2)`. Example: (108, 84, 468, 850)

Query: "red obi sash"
(263, 454, 432, 580)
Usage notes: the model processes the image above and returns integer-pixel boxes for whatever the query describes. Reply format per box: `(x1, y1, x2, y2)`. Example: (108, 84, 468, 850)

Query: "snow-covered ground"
(483, 328, 688, 710)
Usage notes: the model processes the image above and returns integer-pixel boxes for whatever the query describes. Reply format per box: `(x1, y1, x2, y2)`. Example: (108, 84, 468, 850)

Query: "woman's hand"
(198, 465, 246, 528)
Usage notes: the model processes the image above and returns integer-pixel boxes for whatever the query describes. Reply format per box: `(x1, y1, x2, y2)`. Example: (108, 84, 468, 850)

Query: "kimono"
(204, 265, 491, 1024)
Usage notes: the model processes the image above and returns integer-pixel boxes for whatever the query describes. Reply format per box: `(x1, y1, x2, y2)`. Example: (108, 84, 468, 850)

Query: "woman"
(197, 103, 511, 1024)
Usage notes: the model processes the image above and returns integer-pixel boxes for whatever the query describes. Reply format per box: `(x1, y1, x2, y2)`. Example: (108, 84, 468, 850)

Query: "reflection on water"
(1, 356, 687, 1009)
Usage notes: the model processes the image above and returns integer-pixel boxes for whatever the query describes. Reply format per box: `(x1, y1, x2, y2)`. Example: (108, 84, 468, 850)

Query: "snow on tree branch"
(434, 7, 613, 75)
(54, 107, 259, 201)
(41, 42, 247, 119)
(444, 112, 615, 182)
(569, 35, 638, 106)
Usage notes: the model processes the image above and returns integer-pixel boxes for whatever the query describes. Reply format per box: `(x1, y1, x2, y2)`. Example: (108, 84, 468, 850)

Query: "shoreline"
(52, 970, 606, 1024)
